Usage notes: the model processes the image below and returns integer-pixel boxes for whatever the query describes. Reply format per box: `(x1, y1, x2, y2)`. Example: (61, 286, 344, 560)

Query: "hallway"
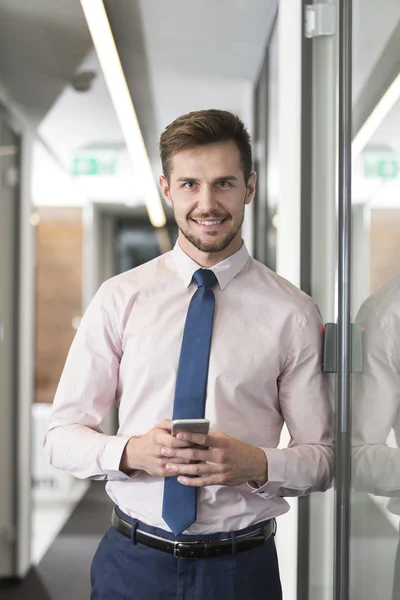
(0, 483, 112, 599)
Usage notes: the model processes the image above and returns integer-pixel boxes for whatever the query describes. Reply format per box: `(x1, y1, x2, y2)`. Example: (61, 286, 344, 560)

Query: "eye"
(217, 181, 231, 188)
(183, 181, 196, 189)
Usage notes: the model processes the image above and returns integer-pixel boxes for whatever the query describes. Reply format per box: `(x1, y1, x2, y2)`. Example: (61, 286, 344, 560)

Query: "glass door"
(308, 1, 400, 599)
(350, 2, 400, 600)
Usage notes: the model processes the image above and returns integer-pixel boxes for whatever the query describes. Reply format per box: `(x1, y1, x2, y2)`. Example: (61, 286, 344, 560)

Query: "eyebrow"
(176, 175, 239, 182)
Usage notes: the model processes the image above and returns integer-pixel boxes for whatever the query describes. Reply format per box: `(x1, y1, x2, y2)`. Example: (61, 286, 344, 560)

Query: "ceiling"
(137, 0, 275, 81)
(352, 0, 400, 205)
(0, 0, 91, 125)
(104, 0, 277, 169)
(353, 0, 400, 103)
(0, 0, 277, 205)
(0, 0, 400, 208)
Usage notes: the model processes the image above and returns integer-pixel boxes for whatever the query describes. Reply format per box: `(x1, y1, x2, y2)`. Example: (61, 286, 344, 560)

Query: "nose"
(197, 185, 219, 213)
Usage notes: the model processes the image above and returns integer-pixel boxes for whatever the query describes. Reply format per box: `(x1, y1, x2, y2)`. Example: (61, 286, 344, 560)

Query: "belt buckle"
(173, 542, 182, 559)
(272, 518, 277, 537)
(173, 541, 209, 560)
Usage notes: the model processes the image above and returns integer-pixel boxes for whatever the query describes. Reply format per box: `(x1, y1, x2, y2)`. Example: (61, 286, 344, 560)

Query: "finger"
(158, 458, 192, 478)
(176, 432, 222, 447)
(156, 430, 191, 449)
(167, 457, 191, 464)
(160, 447, 210, 462)
(165, 462, 220, 477)
(175, 432, 209, 446)
(157, 419, 173, 431)
(177, 474, 225, 487)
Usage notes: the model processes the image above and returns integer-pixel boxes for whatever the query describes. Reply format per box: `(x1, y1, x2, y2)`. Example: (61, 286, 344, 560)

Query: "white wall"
(276, 2, 301, 289)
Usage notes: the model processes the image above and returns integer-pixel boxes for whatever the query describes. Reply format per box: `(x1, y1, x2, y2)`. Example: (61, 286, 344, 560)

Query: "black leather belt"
(111, 508, 276, 560)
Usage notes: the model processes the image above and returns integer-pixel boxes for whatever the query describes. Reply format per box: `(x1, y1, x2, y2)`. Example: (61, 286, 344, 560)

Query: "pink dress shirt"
(44, 242, 334, 534)
(352, 273, 400, 514)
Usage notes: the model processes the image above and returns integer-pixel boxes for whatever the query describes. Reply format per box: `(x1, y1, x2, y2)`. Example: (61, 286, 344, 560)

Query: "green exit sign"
(363, 151, 398, 180)
(72, 150, 117, 177)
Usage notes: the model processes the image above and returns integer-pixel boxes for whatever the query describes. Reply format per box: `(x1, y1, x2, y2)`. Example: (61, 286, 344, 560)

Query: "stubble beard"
(176, 208, 245, 254)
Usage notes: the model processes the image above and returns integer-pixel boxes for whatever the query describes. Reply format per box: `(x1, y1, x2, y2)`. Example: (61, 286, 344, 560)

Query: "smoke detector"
(71, 70, 97, 92)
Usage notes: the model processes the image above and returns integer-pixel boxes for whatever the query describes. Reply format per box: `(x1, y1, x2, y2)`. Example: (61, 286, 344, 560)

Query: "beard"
(175, 207, 245, 254)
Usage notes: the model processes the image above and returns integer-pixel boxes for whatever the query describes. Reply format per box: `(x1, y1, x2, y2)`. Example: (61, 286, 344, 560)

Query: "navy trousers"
(90, 508, 282, 600)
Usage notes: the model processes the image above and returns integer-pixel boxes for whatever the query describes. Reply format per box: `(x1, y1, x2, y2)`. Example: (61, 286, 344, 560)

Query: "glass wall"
(350, 3, 400, 600)
(307, 2, 400, 598)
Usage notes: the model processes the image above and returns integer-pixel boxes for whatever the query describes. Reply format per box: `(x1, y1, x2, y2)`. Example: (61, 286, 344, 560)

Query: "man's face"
(160, 141, 256, 263)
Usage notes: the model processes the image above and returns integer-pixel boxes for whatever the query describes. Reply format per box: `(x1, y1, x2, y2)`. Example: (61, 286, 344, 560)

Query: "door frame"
(0, 104, 33, 578)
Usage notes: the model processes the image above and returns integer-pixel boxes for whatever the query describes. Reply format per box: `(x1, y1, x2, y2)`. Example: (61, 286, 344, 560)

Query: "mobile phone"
(171, 418, 210, 436)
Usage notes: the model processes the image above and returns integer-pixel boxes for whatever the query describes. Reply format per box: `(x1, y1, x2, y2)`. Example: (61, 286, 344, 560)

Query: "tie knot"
(193, 269, 217, 288)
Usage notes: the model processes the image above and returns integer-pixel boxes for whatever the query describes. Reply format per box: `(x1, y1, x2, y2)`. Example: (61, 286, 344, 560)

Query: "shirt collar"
(172, 241, 250, 290)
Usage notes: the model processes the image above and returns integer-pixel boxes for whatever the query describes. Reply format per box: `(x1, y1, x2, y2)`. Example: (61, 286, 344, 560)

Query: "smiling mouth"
(191, 218, 226, 227)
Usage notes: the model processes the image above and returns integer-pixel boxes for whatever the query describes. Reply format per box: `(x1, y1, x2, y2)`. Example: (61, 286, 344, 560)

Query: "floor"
(31, 479, 89, 565)
(0, 482, 113, 600)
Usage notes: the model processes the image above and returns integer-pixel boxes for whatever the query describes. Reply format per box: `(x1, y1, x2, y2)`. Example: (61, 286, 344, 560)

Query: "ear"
(245, 171, 257, 205)
(159, 175, 173, 207)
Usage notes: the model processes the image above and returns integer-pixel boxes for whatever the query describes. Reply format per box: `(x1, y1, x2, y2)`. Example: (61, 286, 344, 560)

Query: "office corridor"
(0, 483, 112, 600)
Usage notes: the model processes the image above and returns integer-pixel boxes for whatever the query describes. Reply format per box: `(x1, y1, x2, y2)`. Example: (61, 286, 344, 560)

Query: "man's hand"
(119, 420, 192, 476)
(160, 431, 268, 487)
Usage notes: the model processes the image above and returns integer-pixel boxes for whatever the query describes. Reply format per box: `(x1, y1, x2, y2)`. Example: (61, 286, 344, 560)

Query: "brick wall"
(370, 208, 400, 294)
(35, 207, 83, 403)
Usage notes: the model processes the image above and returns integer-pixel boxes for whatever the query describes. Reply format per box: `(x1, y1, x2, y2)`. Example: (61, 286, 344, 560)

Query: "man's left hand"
(161, 432, 268, 487)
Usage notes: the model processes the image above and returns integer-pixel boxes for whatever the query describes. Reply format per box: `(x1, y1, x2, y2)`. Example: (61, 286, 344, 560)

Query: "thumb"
(157, 419, 173, 431)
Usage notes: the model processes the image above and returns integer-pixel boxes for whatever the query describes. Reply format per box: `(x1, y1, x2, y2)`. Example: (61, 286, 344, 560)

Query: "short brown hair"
(160, 109, 252, 182)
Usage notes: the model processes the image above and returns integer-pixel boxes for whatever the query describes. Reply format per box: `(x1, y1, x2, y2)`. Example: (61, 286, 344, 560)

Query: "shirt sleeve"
(351, 303, 400, 497)
(43, 282, 134, 481)
(250, 303, 334, 498)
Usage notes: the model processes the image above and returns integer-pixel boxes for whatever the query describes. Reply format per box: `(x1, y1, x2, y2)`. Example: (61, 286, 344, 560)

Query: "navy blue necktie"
(162, 268, 217, 535)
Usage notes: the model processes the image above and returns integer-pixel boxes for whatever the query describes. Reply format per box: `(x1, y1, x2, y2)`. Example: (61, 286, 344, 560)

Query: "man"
(352, 275, 400, 600)
(44, 109, 333, 600)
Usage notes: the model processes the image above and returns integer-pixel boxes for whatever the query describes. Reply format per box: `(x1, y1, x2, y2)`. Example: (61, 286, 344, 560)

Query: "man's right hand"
(119, 419, 191, 476)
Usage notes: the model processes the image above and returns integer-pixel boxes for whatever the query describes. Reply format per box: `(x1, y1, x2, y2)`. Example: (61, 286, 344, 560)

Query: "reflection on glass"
(352, 273, 400, 600)
(351, 4, 400, 598)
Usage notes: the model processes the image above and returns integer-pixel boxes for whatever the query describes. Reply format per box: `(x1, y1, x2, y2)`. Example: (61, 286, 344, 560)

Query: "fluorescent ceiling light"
(352, 72, 400, 163)
(80, 0, 166, 228)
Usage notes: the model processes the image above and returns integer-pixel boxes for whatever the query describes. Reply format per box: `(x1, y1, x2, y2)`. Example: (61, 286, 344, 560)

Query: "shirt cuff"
(248, 447, 286, 497)
(101, 435, 139, 481)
